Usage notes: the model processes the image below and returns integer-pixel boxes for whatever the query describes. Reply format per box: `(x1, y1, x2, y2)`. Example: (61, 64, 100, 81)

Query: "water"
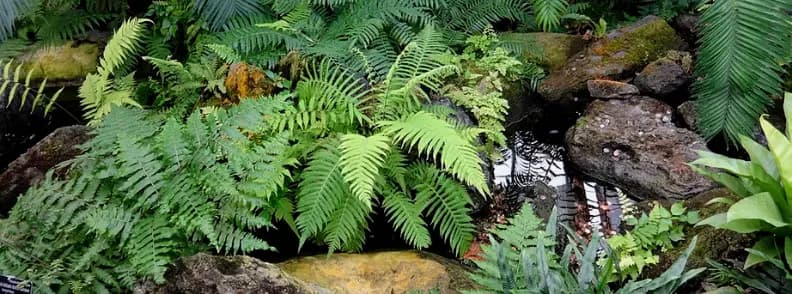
(494, 130, 635, 237)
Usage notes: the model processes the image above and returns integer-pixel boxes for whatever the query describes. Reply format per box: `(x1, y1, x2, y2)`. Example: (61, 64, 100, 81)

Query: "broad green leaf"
(745, 237, 780, 269)
(785, 92, 791, 137)
(670, 202, 685, 216)
(786, 237, 792, 270)
(740, 135, 779, 180)
(691, 150, 754, 177)
(727, 192, 787, 228)
(760, 117, 792, 209)
(695, 213, 726, 228)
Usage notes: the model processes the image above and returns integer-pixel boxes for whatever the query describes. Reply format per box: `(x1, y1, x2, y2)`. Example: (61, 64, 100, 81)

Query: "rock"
(586, 80, 640, 99)
(17, 41, 99, 81)
(677, 100, 698, 130)
(279, 251, 475, 294)
(565, 97, 716, 200)
(641, 189, 754, 284)
(538, 16, 686, 107)
(499, 33, 588, 70)
(634, 51, 693, 97)
(0, 125, 92, 216)
(134, 253, 326, 294)
(225, 62, 276, 100)
(671, 14, 699, 46)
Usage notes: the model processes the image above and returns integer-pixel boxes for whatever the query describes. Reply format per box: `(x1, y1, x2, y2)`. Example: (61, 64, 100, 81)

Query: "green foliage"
(79, 17, 148, 126)
(692, 92, 792, 277)
(289, 27, 488, 256)
(637, 0, 695, 20)
(0, 59, 63, 115)
(141, 55, 227, 116)
(0, 96, 295, 292)
(533, 0, 568, 32)
(693, 0, 792, 144)
(443, 29, 544, 154)
(464, 204, 705, 293)
(14, 0, 126, 43)
(607, 202, 699, 280)
(0, 0, 31, 41)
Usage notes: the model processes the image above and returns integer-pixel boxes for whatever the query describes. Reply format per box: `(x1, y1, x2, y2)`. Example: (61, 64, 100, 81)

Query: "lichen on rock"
(17, 41, 100, 81)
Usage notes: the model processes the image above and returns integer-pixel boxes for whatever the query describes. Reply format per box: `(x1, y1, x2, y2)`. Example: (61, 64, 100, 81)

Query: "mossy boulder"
(538, 16, 686, 107)
(279, 251, 475, 293)
(17, 41, 99, 81)
(499, 32, 588, 70)
(640, 189, 754, 282)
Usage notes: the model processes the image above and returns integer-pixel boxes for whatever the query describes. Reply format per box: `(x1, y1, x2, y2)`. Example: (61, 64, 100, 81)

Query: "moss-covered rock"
(17, 41, 99, 81)
(538, 16, 686, 107)
(279, 251, 475, 293)
(640, 189, 754, 282)
(499, 32, 587, 70)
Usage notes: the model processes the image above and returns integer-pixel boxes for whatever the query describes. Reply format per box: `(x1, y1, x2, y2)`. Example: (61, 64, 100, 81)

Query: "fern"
(533, 0, 568, 32)
(339, 134, 391, 205)
(79, 18, 149, 125)
(0, 0, 32, 41)
(0, 96, 294, 292)
(382, 189, 431, 249)
(194, 0, 265, 31)
(0, 59, 63, 115)
(694, 0, 792, 143)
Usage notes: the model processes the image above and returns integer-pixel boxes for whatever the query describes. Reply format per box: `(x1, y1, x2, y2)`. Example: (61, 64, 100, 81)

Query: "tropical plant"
(0, 96, 295, 292)
(443, 28, 544, 155)
(283, 26, 489, 256)
(533, 0, 568, 32)
(607, 202, 699, 280)
(693, 0, 792, 144)
(0, 59, 63, 115)
(693, 92, 792, 277)
(465, 204, 705, 293)
(0, 0, 32, 42)
(79, 17, 148, 126)
(140, 55, 228, 116)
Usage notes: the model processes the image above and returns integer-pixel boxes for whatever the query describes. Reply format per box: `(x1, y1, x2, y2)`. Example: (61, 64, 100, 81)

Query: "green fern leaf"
(339, 134, 392, 206)
(533, 0, 568, 32)
(382, 191, 431, 249)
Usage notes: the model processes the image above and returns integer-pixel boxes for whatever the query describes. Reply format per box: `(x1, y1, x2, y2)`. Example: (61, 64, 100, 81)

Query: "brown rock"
(565, 97, 716, 200)
(677, 100, 698, 130)
(225, 62, 275, 100)
(134, 253, 325, 294)
(587, 80, 639, 99)
(0, 125, 92, 216)
(279, 251, 474, 294)
(538, 16, 686, 107)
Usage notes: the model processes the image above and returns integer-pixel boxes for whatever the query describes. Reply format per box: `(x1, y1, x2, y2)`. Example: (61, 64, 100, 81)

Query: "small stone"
(654, 113, 663, 118)
(600, 124, 606, 128)
(603, 148, 611, 153)
(587, 80, 640, 99)
(613, 149, 623, 157)
(662, 115, 671, 123)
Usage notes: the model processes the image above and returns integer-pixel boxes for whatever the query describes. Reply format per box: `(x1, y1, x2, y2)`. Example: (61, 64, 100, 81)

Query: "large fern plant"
(284, 26, 489, 256)
(0, 96, 295, 293)
(694, 0, 792, 143)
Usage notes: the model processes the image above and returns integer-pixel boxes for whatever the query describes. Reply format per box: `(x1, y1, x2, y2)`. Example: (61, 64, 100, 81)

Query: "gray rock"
(587, 80, 640, 99)
(499, 32, 588, 70)
(0, 125, 92, 216)
(672, 14, 699, 46)
(634, 52, 692, 97)
(677, 101, 698, 130)
(538, 16, 686, 107)
(565, 97, 716, 200)
(134, 253, 326, 294)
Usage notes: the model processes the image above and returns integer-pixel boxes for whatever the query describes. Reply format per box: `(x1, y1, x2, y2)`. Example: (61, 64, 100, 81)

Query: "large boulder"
(565, 97, 716, 200)
(538, 16, 686, 107)
(279, 251, 475, 294)
(499, 32, 588, 70)
(134, 253, 326, 294)
(0, 125, 91, 216)
(634, 51, 693, 98)
(17, 41, 99, 82)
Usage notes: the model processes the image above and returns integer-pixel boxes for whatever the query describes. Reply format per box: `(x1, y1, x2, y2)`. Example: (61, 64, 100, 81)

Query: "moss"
(500, 33, 587, 70)
(591, 17, 684, 66)
(18, 41, 99, 81)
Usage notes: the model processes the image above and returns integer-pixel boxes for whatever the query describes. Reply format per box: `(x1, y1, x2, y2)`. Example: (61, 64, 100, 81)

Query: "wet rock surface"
(0, 125, 92, 216)
(134, 253, 325, 294)
(499, 32, 588, 70)
(634, 51, 692, 98)
(565, 97, 716, 200)
(538, 16, 686, 107)
(17, 41, 100, 82)
(279, 251, 474, 294)
(587, 80, 639, 99)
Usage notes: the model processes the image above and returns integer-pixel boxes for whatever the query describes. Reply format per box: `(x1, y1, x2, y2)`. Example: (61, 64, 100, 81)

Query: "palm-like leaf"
(533, 0, 568, 32)
(694, 0, 791, 143)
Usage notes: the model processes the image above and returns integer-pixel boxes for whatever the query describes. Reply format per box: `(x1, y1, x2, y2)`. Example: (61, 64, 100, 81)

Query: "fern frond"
(382, 190, 431, 249)
(533, 0, 568, 32)
(295, 143, 350, 244)
(380, 111, 489, 195)
(694, 0, 792, 143)
(99, 17, 149, 75)
(410, 164, 474, 256)
(123, 217, 176, 284)
(194, 0, 264, 31)
(1, 59, 63, 115)
(339, 134, 391, 206)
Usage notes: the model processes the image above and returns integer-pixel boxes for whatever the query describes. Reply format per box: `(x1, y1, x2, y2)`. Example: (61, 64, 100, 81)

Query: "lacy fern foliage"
(0, 97, 294, 292)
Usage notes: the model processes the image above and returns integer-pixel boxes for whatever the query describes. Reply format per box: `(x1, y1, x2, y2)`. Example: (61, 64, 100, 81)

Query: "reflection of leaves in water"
(496, 131, 564, 191)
